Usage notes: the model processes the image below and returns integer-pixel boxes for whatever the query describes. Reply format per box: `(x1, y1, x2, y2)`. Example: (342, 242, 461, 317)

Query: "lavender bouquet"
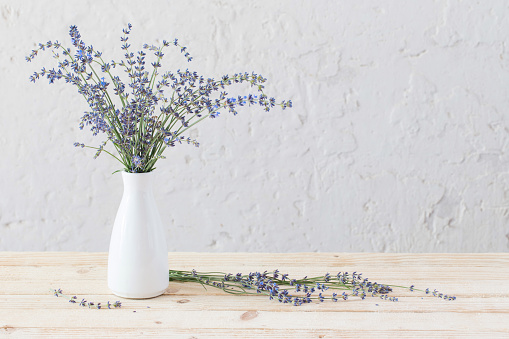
(27, 24, 292, 173)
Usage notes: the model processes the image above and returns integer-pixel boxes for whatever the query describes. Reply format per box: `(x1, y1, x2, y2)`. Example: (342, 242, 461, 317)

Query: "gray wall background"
(1, 0, 509, 252)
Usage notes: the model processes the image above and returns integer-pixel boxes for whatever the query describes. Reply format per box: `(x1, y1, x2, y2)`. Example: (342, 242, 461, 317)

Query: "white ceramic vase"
(108, 171, 169, 299)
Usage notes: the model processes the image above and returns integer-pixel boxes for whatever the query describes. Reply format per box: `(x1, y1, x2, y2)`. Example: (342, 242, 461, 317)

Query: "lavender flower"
(132, 155, 143, 168)
(28, 24, 292, 173)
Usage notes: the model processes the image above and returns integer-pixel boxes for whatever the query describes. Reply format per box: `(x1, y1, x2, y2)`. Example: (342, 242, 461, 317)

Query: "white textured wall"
(1, 0, 509, 252)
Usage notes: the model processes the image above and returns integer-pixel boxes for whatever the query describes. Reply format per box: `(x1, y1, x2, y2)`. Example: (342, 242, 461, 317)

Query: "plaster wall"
(1, 0, 509, 252)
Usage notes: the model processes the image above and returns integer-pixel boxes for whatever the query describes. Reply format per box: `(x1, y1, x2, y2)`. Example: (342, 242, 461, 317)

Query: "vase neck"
(121, 172, 154, 194)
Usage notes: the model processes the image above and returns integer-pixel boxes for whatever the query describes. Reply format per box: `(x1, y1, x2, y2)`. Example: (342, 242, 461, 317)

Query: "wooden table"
(0, 253, 508, 338)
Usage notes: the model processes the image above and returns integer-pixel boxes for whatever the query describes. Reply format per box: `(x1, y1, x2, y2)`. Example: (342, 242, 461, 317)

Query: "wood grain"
(0, 252, 508, 338)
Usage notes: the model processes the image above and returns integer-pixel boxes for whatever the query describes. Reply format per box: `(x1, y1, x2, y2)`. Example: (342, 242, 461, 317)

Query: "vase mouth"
(121, 171, 155, 192)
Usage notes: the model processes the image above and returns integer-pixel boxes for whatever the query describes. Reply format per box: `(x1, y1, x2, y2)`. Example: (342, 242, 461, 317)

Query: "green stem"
(82, 145, 123, 163)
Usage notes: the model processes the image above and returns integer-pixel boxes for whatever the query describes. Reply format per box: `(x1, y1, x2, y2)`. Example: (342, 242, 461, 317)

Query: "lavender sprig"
(168, 269, 456, 306)
(51, 288, 122, 309)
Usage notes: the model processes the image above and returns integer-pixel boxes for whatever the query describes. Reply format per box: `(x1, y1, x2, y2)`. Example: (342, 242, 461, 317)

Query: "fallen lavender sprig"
(51, 288, 122, 309)
(169, 269, 456, 306)
(52, 270, 455, 309)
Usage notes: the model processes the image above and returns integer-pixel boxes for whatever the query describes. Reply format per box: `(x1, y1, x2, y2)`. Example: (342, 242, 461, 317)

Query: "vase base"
(110, 286, 168, 299)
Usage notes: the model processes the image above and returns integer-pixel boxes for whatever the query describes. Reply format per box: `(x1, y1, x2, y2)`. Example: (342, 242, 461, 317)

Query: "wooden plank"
(2, 266, 508, 293)
(0, 252, 507, 268)
(1, 308, 508, 331)
(2, 328, 508, 339)
(1, 270, 507, 296)
(2, 281, 501, 298)
(2, 263, 508, 280)
(0, 295, 507, 313)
